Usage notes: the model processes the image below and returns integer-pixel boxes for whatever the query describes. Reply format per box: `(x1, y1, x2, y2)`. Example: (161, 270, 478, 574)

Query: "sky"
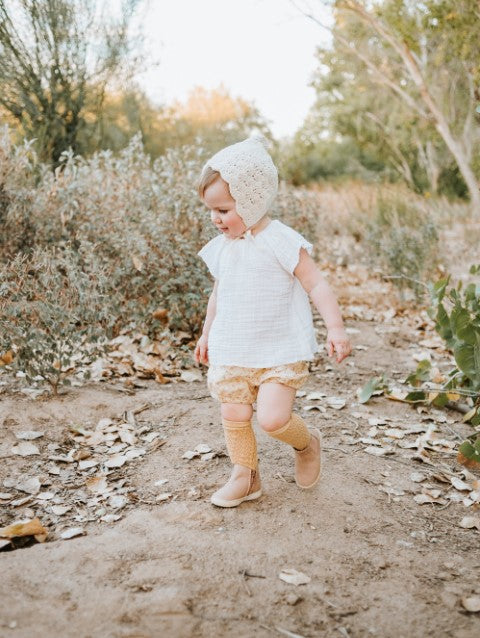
(137, 0, 332, 139)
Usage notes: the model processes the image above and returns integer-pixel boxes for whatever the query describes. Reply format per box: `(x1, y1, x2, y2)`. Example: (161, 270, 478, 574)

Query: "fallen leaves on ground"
(1, 405, 176, 549)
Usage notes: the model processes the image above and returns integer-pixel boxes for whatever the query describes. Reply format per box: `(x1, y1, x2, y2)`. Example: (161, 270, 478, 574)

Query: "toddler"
(194, 135, 351, 507)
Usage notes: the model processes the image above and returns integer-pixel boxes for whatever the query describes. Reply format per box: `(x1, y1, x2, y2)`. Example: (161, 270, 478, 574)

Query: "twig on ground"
(323, 446, 351, 454)
(382, 274, 428, 290)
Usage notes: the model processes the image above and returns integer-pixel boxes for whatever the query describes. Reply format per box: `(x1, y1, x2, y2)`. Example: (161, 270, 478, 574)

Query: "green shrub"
(365, 193, 439, 300)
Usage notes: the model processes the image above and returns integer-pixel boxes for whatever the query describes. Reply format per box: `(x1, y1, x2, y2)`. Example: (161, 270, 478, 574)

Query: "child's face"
(203, 177, 247, 239)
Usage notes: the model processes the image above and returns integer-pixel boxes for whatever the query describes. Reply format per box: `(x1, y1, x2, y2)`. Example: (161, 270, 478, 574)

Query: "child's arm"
(194, 280, 218, 365)
(294, 248, 351, 363)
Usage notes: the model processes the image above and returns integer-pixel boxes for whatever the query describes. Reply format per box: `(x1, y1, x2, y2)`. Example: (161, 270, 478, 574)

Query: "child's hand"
(326, 327, 352, 363)
(194, 334, 209, 365)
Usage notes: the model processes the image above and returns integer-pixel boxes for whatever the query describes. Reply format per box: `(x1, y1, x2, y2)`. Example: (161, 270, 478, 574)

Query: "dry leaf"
(410, 472, 427, 483)
(379, 486, 405, 497)
(152, 308, 169, 322)
(414, 488, 445, 505)
(104, 454, 127, 468)
(11, 442, 40, 456)
(36, 492, 55, 500)
(125, 448, 146, 460)
(97, 418, 114, 429)
(10, 496, 32, 507)
(450, 477, 472, 492)
(303, 405, 327, 413)
(305, 392, 326, 400)
(0, 517, 48, 539)
(131, 254, 143, 271)
(0, 350, 14, 365)
(15, 431, 43, 440)
(327, 396, 346, 410)
(78, 459, 99, 471)
(51, 505, 71, 516)
(368, 418, 387, 426)
(156, 492, 172, 502)
(459, 516, 480, 531)
(461, 596, 480, 612)
(384, 428, 406, 439)
(119, 429, 136, 445)
(279, 569, 311, 586)
(364, 446, 393, 456)
(16, 477, 41, 495)
(101, 514, 122, 523)
(195, 444, 212, 454)
(180, 369, 202, 383)
(86, 477, 108, 494)
(183, 450, 199, 460)
(73, 449, 91, 462)
(61, 527, 85, 540)
(109, 495, 128, 509)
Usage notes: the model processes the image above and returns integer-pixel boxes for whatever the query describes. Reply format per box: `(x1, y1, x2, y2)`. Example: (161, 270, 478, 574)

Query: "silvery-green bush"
(0, 243, 111, 393)
(365, 193, 439, 300)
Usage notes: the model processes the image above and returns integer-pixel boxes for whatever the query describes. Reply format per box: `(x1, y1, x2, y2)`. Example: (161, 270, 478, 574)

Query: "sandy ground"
(1, 298, 480, 638)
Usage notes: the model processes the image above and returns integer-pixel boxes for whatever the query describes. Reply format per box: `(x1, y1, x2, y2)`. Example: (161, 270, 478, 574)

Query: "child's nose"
(211, 211, 221, 224)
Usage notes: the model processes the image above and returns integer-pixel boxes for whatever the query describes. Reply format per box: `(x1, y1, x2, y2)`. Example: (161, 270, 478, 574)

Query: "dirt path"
(1, 303, 480, 638)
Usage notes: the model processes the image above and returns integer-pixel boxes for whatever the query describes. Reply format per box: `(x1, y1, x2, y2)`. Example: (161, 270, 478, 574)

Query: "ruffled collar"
(225, 219, 276, 243)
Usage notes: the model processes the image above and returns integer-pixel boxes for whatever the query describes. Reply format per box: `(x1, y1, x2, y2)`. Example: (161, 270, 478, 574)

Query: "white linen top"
(198, 219, 319, 367)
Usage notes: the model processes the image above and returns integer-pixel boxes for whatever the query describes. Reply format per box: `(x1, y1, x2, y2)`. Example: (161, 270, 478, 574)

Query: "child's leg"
(256, 383, 310, 448)
(206, 365, 262, 507)
(220, 403, 256, 470)
(210, 401, 261, 507)
(256, 382, 321, 489)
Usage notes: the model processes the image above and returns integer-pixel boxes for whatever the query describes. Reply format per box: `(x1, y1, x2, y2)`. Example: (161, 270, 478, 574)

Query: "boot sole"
(295, 429, 322, 490)
(210, 489, 262, 508)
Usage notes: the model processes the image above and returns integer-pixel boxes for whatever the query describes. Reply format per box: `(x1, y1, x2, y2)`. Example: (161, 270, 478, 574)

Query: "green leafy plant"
(428, 265, 480, 396)
(358, 266, 480, 470)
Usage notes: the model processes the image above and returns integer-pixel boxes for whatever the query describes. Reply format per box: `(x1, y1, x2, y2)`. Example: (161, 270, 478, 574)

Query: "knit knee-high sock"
(268, 412, 311, 451)
(222, 418, 258, 470)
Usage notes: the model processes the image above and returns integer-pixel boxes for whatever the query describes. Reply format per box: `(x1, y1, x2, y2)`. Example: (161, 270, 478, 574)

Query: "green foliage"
(82, 85, 272, 161)
(365, 193, 439, 300)
(357, 375, 389, 403)
(288, 0, 480, 202)
(428, 265, 480, 392)
(458, 439, 480, 470)
(0, 0, 142, 165)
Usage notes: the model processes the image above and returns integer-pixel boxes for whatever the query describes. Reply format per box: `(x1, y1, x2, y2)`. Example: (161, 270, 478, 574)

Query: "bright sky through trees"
(138, 0, 331, 138)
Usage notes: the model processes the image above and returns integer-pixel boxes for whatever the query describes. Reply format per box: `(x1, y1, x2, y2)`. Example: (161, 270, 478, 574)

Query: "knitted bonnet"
(203, 134, 278, 228)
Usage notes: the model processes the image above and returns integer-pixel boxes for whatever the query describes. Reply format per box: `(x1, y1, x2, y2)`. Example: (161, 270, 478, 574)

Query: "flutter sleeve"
(197, 235, 225, 279)
(265, 221, 314, 275)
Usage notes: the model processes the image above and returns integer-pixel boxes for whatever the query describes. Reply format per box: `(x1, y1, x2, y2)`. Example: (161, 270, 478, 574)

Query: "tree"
(292, 0, 480, 213)
(76, 84, 272, 160)
(306, 9, 452, 193)
(0, 0, 141, 165)
(158, 85, 273, 156)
